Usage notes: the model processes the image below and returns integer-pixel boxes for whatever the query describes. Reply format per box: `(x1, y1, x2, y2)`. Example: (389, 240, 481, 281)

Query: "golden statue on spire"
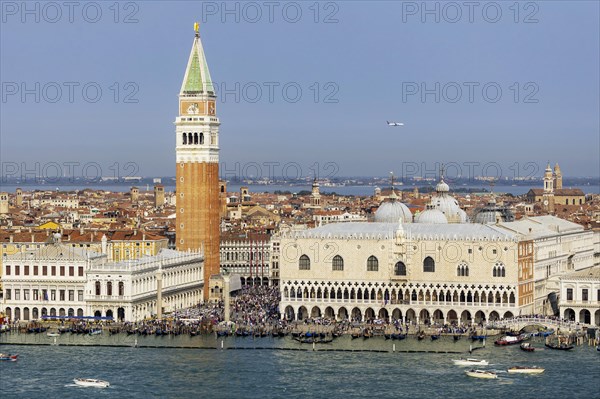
(194, 22, 199, 37)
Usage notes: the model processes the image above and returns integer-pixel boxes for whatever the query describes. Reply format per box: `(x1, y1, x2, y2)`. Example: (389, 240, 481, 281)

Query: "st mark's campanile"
(175, 23, 220, 300)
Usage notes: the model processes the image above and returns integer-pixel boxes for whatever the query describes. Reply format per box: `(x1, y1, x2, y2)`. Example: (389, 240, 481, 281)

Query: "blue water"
(1, 335, 599, 398)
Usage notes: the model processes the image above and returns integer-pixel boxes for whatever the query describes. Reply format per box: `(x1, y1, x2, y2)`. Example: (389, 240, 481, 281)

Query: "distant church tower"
(154, 184, 165, 208)
(0, 192, 8, 214)
(553, 163, 562, 190)
(310, 177, 321, 208)
(543, 162, 554, 212)
(175, 23, 220, 300)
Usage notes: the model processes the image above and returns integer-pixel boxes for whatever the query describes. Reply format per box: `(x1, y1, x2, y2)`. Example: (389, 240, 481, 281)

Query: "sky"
(1, 1, 599, 182)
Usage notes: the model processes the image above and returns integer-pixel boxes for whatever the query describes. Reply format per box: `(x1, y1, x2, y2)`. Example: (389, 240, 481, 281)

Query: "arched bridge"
(488, 317, 589, 332)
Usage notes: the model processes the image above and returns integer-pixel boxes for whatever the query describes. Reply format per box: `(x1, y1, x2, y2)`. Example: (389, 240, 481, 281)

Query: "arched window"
(107, 281, 113, 296)
(199, 133, 204, 144)
(332, 255, 344, 271)
(394, 261, 407, 276)
(367, 256, 378, 271)
(188, 133, 193, 144)
(182, 133, 187, 144)
(423, 256, 435, 273)
(95, 281, 101, 296)
(457, 262, 469, 277)
(118, 282, 124, 296)
(493, 262, 505, 277)
(194, 133, 199, 144)
(299, 255, 310, 270)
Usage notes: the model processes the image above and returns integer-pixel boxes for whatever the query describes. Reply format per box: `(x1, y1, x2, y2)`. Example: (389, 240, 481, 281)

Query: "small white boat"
(452, 358, 489, 366)
(88, 329, 102, 336)
(507, 366, 545, 374)
(465, 369, 498, 379)
(47, 332, 60, 337)
(0, 353, 18, 362)
(73, 378, 110, 388)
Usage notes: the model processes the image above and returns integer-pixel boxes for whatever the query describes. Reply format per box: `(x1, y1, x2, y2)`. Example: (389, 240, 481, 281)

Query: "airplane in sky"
(387, 121, 404, 126)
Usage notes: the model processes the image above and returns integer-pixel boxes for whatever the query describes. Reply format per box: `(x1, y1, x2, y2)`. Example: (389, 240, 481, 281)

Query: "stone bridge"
(488, 317, 590, 332)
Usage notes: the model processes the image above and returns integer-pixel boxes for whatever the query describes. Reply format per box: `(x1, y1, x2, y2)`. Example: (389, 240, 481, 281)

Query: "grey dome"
(374, 200, 413, 223)
(415, 209, 448, 224)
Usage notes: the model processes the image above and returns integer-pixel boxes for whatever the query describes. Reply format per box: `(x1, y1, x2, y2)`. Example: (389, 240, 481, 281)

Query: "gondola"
(545, 342, 574, 351)
(520, 342, 535, 352)
(453, 335, 461, 342)
(417, 331, 426, 341)
(391, 333, 407, 340)
(431, 334, 440, 341)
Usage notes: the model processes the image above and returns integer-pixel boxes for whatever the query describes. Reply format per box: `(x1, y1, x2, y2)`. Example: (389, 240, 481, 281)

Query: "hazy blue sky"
(1, 1, 599, 181)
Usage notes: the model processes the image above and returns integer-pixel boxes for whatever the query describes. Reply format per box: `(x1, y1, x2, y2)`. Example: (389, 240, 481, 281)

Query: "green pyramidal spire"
(181, 24, 214, 95)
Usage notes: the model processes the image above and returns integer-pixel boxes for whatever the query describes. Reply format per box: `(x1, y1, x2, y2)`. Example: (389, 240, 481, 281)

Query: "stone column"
(223, 274, 231, 323)
(156, 269, 163, 319)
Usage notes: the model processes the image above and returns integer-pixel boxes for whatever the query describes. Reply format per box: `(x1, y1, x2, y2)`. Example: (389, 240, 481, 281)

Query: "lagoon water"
(1, 334, 599, 398)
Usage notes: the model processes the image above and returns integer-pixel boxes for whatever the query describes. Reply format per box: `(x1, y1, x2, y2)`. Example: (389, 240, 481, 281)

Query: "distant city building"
(526, 163, 585, 211)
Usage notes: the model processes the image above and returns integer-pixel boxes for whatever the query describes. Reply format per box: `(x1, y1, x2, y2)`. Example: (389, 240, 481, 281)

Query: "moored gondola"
(545, 342, 574, 351)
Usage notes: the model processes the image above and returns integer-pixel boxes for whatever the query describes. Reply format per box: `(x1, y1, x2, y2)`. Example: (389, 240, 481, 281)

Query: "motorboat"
(465, 369, 497, 379)
(452, 358, 489, 366)
(507, 366, 545, 374)
(73, 378, 110, 388)
(520, 343, 535, 352)
(88, 329, 102, 336)
(495, 335, 525, 345)
(47, 332, 60, 337)
(0, 353, 18, 362)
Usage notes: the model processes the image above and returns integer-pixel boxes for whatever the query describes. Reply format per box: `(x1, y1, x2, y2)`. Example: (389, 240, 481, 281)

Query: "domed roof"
(473, 210, 502, 224)
(415, 209, 448, 224)
(457, 208, 469, 223)
(436, 179, 450, 193)
(374, 199, 412, 223)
